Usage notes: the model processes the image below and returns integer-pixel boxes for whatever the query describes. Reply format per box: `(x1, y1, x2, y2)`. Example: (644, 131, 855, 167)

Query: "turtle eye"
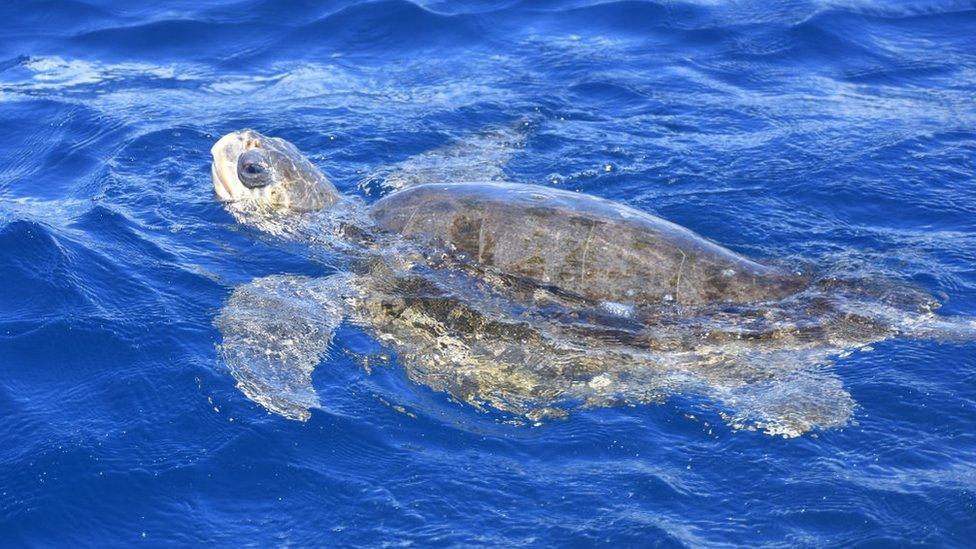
(237, 149, 271, 189)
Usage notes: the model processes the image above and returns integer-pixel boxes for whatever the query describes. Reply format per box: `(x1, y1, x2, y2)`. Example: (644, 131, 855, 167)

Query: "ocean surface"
(2, 0, 975, 545)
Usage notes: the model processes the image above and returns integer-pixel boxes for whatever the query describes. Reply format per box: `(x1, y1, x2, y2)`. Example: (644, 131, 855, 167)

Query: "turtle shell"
(369, 182, 806, 307)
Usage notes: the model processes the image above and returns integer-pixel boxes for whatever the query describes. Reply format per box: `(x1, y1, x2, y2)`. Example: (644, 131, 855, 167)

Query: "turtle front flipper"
(360, 120, 533, 192)
(214, 274, 354, 421)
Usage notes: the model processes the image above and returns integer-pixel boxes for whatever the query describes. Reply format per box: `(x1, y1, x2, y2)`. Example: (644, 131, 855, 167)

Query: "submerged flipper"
(360, 121, 532, 192)
(215, 274, 353, 420)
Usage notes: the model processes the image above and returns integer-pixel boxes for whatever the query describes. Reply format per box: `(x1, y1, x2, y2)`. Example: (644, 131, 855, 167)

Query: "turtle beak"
(211, 131, 247, 201)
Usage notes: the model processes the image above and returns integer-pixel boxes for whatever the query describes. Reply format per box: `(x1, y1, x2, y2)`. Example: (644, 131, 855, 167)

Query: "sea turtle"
(209, 127, 961, 436)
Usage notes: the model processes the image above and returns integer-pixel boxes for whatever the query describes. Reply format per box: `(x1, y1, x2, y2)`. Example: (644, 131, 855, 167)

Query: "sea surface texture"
(2, 0, 975, 545)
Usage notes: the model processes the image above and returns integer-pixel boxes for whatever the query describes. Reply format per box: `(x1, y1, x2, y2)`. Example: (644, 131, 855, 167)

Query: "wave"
(280, 0, 487, 57)
(0, 220, 92, 322)
(70, 19, 267, 60)
(8, 0, 113, 35)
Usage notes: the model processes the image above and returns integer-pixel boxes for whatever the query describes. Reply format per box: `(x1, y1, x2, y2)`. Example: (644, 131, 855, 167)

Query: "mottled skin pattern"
(370, 182, 808, 307)
(211, 129, 341, 211)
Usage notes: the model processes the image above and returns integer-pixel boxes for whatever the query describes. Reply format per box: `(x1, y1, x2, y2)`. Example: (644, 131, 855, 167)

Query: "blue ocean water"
(2, 0, 975, 545)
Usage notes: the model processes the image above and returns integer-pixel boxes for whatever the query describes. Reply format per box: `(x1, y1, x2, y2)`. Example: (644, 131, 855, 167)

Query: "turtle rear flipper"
(215, 274, 354, 420)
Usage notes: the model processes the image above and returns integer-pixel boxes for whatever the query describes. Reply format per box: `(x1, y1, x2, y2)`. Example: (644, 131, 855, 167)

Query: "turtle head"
(210, 129, 341, 212)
